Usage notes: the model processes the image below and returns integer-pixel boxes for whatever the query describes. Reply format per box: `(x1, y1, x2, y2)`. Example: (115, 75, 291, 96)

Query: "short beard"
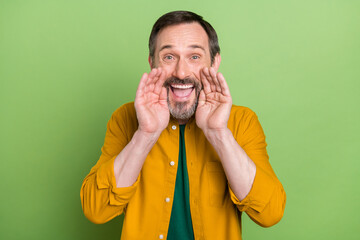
(163, 77, 202, 120)
(168, 97, 198, 120)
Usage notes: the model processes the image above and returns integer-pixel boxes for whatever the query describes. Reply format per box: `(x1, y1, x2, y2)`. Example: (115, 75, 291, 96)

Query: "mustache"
(163, 77, 202, 90)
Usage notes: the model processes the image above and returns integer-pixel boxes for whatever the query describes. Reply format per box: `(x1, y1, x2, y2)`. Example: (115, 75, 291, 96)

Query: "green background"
(1, 0, 359, 239)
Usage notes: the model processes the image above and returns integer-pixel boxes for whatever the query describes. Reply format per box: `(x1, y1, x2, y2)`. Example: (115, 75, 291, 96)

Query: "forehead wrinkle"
(159, 44, 173, 52)
(158, 44, 206, 53)
(189, 44, 206, 52)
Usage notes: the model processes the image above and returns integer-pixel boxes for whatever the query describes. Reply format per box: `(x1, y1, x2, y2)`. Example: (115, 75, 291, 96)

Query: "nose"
(172, 58, 191, 80)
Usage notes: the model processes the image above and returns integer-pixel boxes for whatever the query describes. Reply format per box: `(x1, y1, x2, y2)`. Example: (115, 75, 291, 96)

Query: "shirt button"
(165, 197, 170, 203)
(159, 234, 164, 239)
(172, 125, 177, 130)
(170, 161, 175, 166)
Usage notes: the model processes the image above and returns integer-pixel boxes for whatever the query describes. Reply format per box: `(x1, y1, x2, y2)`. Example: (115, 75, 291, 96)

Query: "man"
(81, 11, 286, 240)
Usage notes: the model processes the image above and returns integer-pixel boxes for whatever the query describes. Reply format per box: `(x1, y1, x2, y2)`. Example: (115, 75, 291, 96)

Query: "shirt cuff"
(229, 167, 275, 213)
(96, 156, 140, 206)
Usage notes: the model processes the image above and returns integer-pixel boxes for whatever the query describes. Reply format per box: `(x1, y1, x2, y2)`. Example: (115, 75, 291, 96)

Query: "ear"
(148, 56, 153, 69)
(211, 53, 221, 72)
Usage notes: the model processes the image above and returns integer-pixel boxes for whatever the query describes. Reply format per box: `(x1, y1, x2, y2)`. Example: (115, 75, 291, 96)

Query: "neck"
(177, 119, 189, 125)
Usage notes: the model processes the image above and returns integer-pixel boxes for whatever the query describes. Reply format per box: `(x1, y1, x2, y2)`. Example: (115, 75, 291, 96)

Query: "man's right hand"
(134, 68, 169, 135)
(113, 68, 169, 188)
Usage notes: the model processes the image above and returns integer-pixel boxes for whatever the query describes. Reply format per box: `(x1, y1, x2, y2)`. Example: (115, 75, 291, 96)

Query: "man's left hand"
(195, 67, 232, 135)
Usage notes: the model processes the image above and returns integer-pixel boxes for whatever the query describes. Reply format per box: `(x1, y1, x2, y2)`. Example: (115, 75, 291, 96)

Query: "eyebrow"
(159, 44, 206, 52)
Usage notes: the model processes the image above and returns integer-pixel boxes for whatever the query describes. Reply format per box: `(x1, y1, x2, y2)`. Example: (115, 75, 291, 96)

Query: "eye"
(163, 55, 174, 61)
(191, 55, 200, 60)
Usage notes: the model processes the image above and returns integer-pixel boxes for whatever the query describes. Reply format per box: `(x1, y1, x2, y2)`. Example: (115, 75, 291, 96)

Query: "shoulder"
(229, 105, 257, 122)
(109, 102, 138, 131)
(228, 105, 261, 135)
(112, 102, 136, 119)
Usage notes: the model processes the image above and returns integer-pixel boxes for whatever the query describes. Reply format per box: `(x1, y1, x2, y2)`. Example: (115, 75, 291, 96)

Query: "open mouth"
(170, 84, 194, 99)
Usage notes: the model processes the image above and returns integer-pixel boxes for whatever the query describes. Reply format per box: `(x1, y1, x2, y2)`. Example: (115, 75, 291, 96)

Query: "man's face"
(151, 23, 214, 121)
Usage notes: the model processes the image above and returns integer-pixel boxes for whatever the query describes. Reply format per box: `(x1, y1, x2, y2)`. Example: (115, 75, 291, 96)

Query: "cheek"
(159, 63, 174, 75)
(191, 66, 202, 82)
(190, 61, 208, 77)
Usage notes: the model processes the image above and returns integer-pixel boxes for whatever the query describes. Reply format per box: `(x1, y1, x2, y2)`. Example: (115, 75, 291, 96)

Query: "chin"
(168, 98, 198, 120)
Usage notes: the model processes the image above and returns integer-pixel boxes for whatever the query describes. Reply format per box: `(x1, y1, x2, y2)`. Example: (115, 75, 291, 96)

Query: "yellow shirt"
(80, 102, 286, 240)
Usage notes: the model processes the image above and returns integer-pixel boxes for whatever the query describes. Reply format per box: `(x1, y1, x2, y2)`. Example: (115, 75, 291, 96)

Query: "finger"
(154, 68, 166, 95)
(209, 67, 221, 92)
(201, 67, 212, 94)
(217, 72, 231, 96)
(159, 85, 168, 103)
(136, 72, 149, 98)
(204, 67, 216, 92)
(198, 89, 206, 104)
(146, 68, 158, 84)
(144, 68, 160, 92)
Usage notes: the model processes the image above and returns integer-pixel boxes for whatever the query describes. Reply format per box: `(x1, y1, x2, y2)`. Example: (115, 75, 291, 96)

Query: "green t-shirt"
(167, 125, 195, 240)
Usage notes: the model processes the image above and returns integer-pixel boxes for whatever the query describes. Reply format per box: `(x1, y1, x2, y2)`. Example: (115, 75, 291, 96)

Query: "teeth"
(171, 84, 194, 89)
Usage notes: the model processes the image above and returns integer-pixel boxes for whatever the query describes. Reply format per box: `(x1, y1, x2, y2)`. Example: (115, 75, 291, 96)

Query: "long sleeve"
(229, 109, 286, 227)
(80, 103, 139, 224)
